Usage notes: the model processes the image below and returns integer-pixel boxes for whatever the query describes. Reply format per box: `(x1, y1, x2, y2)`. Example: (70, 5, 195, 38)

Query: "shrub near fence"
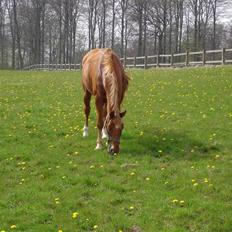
(24, 48, 232, 70)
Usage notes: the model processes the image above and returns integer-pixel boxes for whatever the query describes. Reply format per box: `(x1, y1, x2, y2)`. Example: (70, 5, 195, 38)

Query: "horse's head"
(104, 110, 126, 155)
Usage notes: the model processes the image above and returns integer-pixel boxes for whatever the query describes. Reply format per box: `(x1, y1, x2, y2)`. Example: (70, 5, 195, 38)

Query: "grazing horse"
(82, 48, 129, 154)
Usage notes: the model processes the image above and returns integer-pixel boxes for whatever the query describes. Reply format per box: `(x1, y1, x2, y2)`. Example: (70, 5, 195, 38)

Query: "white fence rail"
(24, 48, 232, 70)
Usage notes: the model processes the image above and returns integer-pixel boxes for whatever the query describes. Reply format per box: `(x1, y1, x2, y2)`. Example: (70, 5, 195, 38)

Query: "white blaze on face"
(115, 124, 121, 129)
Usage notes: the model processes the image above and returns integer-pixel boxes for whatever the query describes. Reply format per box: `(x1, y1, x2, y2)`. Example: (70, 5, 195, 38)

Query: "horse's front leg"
(102, 103, 108, 139)
(95, 97, 104, 150)
(83, 90, 91, 137)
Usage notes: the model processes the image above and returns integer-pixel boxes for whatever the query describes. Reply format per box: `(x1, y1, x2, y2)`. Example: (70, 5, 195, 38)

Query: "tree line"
(0, 0, 231, 69)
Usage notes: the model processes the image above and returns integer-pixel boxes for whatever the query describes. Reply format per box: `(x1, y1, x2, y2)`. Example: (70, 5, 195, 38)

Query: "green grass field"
(0, 67, 232, 232)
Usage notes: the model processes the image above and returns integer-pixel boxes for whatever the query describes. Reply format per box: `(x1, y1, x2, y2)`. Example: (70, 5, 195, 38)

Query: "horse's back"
(82, 48, 128, 98)
(82, 49, 105, 95)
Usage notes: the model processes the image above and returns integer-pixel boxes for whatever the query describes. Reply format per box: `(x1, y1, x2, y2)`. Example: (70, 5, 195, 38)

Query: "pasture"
(0, 67, 232, 232)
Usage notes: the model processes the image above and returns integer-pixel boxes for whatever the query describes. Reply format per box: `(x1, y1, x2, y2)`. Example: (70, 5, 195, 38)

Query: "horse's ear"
(120, 110, 127, 118)
(109, 111, 115, 119)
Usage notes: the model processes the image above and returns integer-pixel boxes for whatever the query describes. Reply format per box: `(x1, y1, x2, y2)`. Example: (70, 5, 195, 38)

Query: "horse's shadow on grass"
(122, 127, 222, 160)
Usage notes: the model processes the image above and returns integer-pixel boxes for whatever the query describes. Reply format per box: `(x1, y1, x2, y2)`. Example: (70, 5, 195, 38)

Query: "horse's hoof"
(95, 143, 103, 150)
(83, 126, 89, 137)
(83, 131, 89, 137)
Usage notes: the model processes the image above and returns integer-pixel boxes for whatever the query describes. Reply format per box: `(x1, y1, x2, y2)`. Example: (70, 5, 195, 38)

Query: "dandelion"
(10, 225, 17, 229)
(130, 172, 135, 176)
(90, 165, 95, 169)
(145, 177, 150, 181)
(215, 155, 220, 159)
(58, 229, 63, 232)
(72, 212, 79, 219)
(193, 183, 198, 187)
(179, 200, 185, 205)
(93, 225, 98, 229)
(172, 199, 178, 203)
(129, 206, 134, 210)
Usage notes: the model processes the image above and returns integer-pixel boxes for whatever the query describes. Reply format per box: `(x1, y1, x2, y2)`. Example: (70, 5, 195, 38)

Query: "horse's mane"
(102, 49, 129, 114)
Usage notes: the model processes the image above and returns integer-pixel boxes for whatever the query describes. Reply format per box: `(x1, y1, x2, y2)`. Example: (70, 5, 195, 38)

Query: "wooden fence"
(24, 48, 232, 70)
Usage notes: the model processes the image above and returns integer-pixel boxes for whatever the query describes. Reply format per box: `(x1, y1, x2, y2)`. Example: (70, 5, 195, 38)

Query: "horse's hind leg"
(83, 90, 91, 137)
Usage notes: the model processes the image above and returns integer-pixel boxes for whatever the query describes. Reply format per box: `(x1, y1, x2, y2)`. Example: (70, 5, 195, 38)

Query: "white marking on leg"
(95, 142, 103, 150)
(83, 126, 89, 137)
(102, 128, 108, 139)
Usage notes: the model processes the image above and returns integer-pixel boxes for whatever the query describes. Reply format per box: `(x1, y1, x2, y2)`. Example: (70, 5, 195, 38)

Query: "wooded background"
(0, 0, 231, 69)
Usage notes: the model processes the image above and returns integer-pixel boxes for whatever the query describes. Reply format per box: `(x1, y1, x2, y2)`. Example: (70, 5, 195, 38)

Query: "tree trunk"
(12, 0, 23, 69)
(111, 0, 116, 49)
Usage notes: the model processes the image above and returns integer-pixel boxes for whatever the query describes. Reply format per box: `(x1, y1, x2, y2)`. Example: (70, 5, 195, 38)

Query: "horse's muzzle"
(108, 144, 119, 155)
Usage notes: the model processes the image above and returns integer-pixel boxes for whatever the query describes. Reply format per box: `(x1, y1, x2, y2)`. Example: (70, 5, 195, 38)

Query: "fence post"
(123, 55, 127, 68)
(222, 48, 225, 65)
(202, 49, 206, 65)
(185, 50, 189, 66)
(134, 56, 136, 68)
(156, 53, 159, 67)
(144, 55, 148, 69)
(171, 53, 174, 66)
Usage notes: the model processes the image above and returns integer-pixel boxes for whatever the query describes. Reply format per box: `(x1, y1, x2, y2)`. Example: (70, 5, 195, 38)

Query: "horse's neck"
(106, 77, 120, 115)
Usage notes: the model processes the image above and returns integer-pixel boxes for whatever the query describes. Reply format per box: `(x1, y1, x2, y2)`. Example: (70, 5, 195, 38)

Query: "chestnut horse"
(82, 48, 129, 154)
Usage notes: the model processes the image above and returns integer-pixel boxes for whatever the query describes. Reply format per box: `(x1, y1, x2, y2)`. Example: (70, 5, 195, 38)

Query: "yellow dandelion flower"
(145, 177, 150, 181)
(193, 183, 198, 186)
(93, 225, 98, 229)
(58, 229, 63, 232)
(72, 212, 79, 219)
(10, 225, 17, 229)
(129, 206, 134, 210)
(172, 199, 178, 203)
(180, 200, 185, 204)
(130, 172, 135, 176)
